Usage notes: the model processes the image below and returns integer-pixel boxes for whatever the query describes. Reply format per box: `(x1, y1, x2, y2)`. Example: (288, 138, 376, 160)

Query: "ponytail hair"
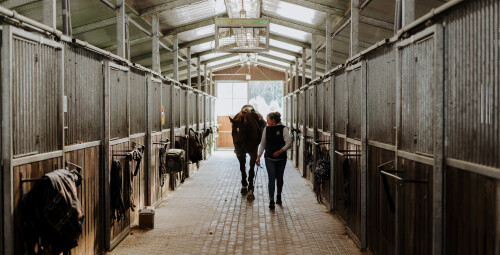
(267, 112, 281, 124)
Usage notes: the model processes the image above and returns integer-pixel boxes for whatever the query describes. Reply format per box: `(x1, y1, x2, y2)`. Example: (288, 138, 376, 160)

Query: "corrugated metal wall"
(445, 0, 500, 168)
(367, 46, 396, 145)
(399, 37, 435, 155)
(334, 72, 346, 134)
(279, 1, 500, 254)
(12, 36, 61, 156)
(110, 68, 129, 139)
(130, 70, 146, 134)
(64, 44, 103, 145)
(3, 23, 218, 255)
(347, 68, 362, 139)
(160, 83, 170, 130)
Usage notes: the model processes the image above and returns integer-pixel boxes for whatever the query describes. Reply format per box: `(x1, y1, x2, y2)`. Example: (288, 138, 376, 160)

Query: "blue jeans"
(265, 158, 287, 199)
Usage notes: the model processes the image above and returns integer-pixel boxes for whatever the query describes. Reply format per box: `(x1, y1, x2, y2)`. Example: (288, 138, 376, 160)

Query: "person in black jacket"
(256, 112, 292, 209)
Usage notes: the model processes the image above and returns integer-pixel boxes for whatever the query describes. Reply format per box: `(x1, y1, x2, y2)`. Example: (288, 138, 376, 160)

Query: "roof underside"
(3, 0, 444, 80)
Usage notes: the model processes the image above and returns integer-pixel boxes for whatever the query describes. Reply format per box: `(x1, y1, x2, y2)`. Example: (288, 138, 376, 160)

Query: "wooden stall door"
(217, 116, 233, 148)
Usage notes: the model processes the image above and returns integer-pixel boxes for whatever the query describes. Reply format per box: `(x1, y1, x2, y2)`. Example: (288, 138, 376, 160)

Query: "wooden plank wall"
(445, 166, 497, 255)
(318, 131, 332, 209)
(13, 157, 63, 255)
(65, 147, 101, 255)
(367, 146, 396, 255)
(109, 141, 131, 243)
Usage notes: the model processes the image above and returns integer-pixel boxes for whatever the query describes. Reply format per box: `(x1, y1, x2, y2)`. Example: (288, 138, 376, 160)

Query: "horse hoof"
(241, 186, 248, 194)
(247, 191, 255, 200)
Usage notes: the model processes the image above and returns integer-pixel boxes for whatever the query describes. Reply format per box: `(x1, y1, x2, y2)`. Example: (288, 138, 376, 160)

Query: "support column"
(209, 71, 213, 96)
(284, 70, 289, 96)
(197, 56, 201, 90)
(43, 0, 56, 28)
(204, 63, 208, 92)
(311, 35, 317, 80)
(402, 0, 415, 27)
(350, 0, 359, 57)
(152, 13, 161, 73)
(187, 47, 191, 87)
(173, 34, 179, 81)
(295, 58, 299, 90)
(117, 0, 129, 59)
(289, 63, 293, 92)
(360, 61, 368, 250)
(61, 0, 72, 35)
(302, 48, 306, 86)
(145, 76, 153, 205)
(1, 26, 14, 255)
(326, 15, 333, 71)
(326, 14, 335, 212)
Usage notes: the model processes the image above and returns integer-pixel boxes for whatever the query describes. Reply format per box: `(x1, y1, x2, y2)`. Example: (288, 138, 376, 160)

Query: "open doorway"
(216, 81, 283, 148)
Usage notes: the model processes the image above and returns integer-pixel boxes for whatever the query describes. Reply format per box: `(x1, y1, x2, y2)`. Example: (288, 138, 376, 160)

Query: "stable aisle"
(110, 151, 362, 255)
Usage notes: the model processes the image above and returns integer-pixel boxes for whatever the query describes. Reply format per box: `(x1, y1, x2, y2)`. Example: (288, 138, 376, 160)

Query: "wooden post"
(102, 61, 111, 250)
(360, 61, 368, 249)
(152, 13, 161, 73)
(173, 34, 179, 81)
(302, 48, 306, 86)
(350, 0, 359, 57)
(1, 25, 14, 255)
(187, 47, 191, 87)
(61, 0, 72, 35)
(311, 35, 317, 80)
(197, 56, 201, 90)
(145, 76, 153, 205)
(432, 24, 444, 255)
(43, 0, 56, 28)
(402, 0, 415, 27)
(116, 0, 129, 59)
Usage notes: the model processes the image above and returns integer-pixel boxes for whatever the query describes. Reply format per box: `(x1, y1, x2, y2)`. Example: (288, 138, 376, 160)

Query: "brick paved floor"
(110, 151, 363, 255)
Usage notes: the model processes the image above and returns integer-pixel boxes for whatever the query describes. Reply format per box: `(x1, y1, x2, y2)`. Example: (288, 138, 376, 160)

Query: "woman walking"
(256, 112, 292, 209)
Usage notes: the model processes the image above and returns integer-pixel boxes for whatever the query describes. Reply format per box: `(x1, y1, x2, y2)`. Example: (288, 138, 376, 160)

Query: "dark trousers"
(265, 158, 286, 199)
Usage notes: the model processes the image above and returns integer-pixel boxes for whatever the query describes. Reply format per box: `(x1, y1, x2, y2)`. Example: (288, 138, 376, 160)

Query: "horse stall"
(365, 44, 397, 255)
(316, 79, 332, 210)
(292, 92, 299, 168)
(443, 1, 499, 253)
(297, 90, 306, 176)
(0, 17, 218, 253)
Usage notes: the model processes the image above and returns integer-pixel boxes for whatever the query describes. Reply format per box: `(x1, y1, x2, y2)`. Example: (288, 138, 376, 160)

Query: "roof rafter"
(162, 14, 226, 36)
(277, 0, 344, 15)
(262, 12, 325, 35)
(139, 0, 205, 16)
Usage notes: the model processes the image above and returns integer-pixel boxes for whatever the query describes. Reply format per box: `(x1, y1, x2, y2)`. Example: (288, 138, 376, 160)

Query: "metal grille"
(180, 89, 186, 127)
(151, 81, 161, 131)
(215, 18, 269, 53)
(110, 67, 128, 139)
(334, 72, 346, 134)
(173, 87, 180, 128)
(12, 37, 62, 156)
(400, 36, 435, 155)
(64, 44, 103, 145)
(161, 83, 171, 130)
(130, 70, 146, 134)
(445, 0, 500, 167)
(308, 87, 315, 128)
(348, 68, 362, 139)
(324, 81, 331, 131)
(367, 46, 396, 145)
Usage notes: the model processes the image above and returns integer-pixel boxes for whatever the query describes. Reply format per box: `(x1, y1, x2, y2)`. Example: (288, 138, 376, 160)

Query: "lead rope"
(254, 164, 263, 189)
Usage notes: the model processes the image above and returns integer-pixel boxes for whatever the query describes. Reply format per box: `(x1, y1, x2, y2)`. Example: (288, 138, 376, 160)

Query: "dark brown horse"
(229, 105, 266, 200)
